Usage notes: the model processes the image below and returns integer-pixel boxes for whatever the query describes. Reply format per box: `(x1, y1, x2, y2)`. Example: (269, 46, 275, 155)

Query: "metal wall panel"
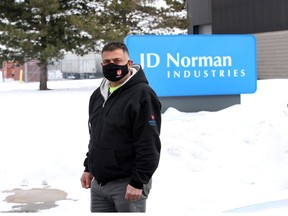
(187, 0, 211, 34)
(212, 0, 288, 34)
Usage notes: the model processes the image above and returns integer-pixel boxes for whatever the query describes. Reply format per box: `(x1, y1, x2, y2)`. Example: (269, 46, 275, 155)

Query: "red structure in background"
(0, 60, 41, 82)
(2, 61, 24, 80)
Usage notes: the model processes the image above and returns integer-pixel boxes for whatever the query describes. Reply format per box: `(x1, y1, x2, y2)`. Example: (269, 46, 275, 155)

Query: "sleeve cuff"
(129, 178, 143, 189)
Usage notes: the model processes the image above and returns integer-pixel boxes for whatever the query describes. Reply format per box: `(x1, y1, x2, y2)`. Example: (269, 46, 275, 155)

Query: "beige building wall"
(254, 30, 288, 79)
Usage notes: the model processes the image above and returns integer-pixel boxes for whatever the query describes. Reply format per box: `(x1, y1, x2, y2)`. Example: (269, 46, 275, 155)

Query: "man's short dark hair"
(101, 41, 130, 56)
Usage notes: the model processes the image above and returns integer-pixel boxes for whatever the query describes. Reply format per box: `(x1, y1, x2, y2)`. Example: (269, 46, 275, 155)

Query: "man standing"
(80, 41, 161, 212)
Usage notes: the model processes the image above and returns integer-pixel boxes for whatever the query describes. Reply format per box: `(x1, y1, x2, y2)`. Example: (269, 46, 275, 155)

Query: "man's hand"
(125, 184, 142, 201)
(80, 172, 93, 189)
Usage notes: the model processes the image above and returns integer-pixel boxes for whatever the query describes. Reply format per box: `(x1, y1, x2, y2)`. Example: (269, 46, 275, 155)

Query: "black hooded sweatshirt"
(83, 65, 161, 189)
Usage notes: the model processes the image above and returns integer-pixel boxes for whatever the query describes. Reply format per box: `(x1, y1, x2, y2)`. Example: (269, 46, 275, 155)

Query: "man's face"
(101, 49, 130, 66)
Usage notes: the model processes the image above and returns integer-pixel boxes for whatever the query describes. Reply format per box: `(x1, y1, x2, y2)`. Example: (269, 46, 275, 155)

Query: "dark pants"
(90, 177, 151, 212)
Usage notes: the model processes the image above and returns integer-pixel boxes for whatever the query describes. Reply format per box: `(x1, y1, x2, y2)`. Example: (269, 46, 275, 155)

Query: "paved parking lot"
(2, 188, 67, 213)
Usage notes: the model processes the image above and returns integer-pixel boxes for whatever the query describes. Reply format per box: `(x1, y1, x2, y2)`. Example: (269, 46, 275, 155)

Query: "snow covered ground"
(0, 78, 288, 215)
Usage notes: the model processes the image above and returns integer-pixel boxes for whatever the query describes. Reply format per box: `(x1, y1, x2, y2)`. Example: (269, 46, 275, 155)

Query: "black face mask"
(102, 62, 129, 82)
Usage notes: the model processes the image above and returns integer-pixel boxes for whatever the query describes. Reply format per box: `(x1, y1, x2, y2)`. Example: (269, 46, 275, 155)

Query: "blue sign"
(125, 35, 257, 97)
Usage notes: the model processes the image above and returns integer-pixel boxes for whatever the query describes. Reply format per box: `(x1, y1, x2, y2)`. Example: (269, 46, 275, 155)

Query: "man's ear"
(128, 60, 133, 66)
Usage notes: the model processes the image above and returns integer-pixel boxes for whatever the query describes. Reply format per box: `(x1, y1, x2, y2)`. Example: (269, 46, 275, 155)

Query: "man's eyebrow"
(103, 57, 122, 61)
